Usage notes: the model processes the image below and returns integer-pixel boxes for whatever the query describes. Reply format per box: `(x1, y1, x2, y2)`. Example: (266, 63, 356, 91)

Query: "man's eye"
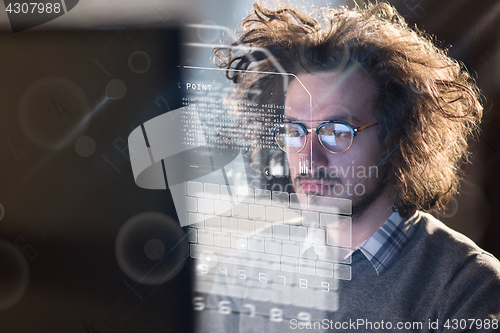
(334, 131, 347, 138)
(323, 129, 334, 136)
(288, 130, 301, 137)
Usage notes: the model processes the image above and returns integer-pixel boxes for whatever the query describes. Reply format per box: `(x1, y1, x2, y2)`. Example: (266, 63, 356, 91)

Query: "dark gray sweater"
(195, 212, 500, 332)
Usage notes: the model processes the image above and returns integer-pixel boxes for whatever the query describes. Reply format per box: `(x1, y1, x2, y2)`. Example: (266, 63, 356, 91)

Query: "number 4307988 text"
(6, 3, 62, 14)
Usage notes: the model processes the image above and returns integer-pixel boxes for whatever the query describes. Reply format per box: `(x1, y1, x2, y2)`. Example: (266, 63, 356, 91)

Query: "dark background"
(385, 0, 500, 259)
(0, 28, 193, 332)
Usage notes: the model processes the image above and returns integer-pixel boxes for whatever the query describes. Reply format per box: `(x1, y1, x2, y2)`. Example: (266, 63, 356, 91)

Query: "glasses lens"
(274, 123, 307, 153)
(318, 123, 353, 153)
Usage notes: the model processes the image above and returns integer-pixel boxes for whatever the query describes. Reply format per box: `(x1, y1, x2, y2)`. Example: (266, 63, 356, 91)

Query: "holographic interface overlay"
(128, 64, 359, 327)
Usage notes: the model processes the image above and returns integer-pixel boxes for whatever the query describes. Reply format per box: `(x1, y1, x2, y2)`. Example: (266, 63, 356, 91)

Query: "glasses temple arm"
(355, 122, 379, 132)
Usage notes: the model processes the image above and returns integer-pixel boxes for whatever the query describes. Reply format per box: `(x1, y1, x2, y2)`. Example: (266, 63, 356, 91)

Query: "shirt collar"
(358, 211, 419, 275)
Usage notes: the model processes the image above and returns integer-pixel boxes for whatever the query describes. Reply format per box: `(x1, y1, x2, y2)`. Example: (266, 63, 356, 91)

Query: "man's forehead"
(283, 112, 362, 124)
(285, 69, 373, 100)
(283, 69, 376, 122)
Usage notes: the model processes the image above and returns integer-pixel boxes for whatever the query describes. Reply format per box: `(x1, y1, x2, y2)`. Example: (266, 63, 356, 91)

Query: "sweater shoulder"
(420, 213, 500, 319)
(412, 214, 500, 293)
(390, 211, 500, 287)
(414, 212, 498, 263)
(394, 212, 500, 320)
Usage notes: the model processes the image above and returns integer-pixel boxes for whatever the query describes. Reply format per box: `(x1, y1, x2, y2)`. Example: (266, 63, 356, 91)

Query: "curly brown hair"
(214, 1, 483, 218)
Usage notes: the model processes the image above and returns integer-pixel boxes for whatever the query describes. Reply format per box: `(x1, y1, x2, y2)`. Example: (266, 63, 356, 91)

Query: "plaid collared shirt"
(358, 211, 418, 275)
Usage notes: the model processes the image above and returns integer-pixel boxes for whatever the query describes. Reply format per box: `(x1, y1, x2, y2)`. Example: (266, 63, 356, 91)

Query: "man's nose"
(300, 132, 329, 172)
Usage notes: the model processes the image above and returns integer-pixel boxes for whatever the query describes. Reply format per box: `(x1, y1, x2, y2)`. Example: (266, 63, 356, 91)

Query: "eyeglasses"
(271, 121, 378, 154)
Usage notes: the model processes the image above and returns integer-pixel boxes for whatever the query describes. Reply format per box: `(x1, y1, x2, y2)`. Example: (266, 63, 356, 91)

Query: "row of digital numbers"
(193, 297, 313, 323)
(198, 264, 336, 292)
(6, 3, 61, 14)
(193, 299, 500, 330)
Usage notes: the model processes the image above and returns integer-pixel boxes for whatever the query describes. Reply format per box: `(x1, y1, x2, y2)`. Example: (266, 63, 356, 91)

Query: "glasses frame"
(271, 120, 378, 154)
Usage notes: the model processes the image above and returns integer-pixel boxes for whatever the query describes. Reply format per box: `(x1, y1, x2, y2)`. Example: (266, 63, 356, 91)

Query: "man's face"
(284, 69, 386, 216)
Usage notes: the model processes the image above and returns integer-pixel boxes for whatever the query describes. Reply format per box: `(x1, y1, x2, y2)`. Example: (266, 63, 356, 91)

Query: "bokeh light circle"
(128, 51, 151, 74)
(75, 136, 96, 157)
(437, 197, 459, 218)
(199, 251, 218, 268)
(105, 79, 127, 100)
(144, 239, 166, 261)
(0, 240, 30, 311)
(18, 77, 90, 150)
(115, 212, 188, 285)
(235, 237, 247, 250)
(196, 21, 219, 43)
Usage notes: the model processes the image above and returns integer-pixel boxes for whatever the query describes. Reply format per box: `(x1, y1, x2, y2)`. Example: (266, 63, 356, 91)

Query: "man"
(196, 1, 500, 332)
